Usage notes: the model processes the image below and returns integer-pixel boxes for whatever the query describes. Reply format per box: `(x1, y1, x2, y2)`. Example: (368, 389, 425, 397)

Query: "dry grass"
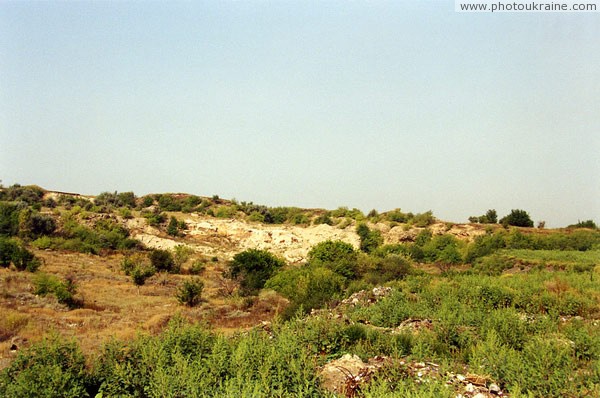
(0, 249, 282, 368)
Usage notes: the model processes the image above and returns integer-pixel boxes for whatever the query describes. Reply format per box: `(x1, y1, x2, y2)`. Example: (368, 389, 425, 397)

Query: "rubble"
(320, 354, 507, 398)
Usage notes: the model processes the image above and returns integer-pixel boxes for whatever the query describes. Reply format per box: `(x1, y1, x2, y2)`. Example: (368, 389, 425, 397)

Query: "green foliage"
(131, 264, 156, 287)
(307, 240, 359, 279)
(568, 219, 598, 229)
(362, 254, 414, 285)
(167, 216, 180, 236)
(0, 237, 40, 272)
(189, 259, 206, 275)
(149, 249, 176, 273)
(0, 336, 88, 398)
(142, 208, 167, 226)
(17, 208, 56, 239)
(176, 278, 204, 307)
(0, 201, 21, 236)
(34, 273, 78, 308)
(314, 213, 333, 225)
(266, 265, 344, 317)
(356, 223, 383, 253)
(58, 216, 139, 254)
(95, 191, 137, 209)
(172, 245, 194, 271)
(421, 234, 463, 265)
(384, 208, 411, 223)
(0, 184, 45, 205)
(469, 209, 498, 224)
(412, 210, 435, 227)
(229, 249, 286, 296)
(500, 209, 534, 227)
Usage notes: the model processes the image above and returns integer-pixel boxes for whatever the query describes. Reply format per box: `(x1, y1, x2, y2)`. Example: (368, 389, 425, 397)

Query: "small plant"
(189, 259, 206, 275)
(33, 273, 79, 308)
(356, 223, 383, 253)
(131, 264, 156, 291)
(173, 245, 194, 271)
(167, 216, 179, 236)
(149, 249, 176, 273)
(228, 249, 285, 296)
(176, 278, 204, 306)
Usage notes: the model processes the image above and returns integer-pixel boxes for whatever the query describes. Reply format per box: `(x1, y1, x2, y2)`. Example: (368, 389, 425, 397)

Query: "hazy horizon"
(1, 1, 598, 228)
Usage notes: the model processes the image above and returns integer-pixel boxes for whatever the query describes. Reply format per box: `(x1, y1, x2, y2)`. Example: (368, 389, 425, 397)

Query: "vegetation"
(1, 182, 600, 397)
(228, 249, 285, 296)
(500, 209, 534, 227)
(569, 219, 598, 229)
(469, 209, 498, 224)
(356, 223, 383, 253)
(175, 278, 204, 307)
(33, 273, 79, 308)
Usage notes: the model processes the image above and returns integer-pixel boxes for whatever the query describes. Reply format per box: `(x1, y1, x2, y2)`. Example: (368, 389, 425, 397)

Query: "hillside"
(1, 184, 599, 397)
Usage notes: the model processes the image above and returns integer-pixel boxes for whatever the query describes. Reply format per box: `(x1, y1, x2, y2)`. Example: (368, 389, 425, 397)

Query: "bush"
(33, 273, 78, 308)
(313, 213, 333, 225)
(500, 209, 534, 227)
(0, 336, 88, 398)
(0, 202, 21, 236)
(0, 237, 40, 272)
(176, 278, 204, 306)
(18, 208, 56, 239)
(167, 216, 179, 236)
(356, 223, 383, 253)
(568, 220, 598, 229)
(189, 259, 206, 275)
(412, 210, 435, 227)
(149, 249, 176, 273)
(229, 249, 285, 296)
(131, 264, 156, 288)
(363, 254, 413, 285)
(307, 240, 359, 279)
(266, 266, 344, 317)
(469, 209, 498, 224)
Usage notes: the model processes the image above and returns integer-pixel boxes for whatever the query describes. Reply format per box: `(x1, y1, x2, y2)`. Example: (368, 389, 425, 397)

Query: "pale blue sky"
(1, 1, 598, 227)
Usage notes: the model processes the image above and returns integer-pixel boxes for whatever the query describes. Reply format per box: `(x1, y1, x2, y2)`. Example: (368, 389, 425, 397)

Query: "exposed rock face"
(126, 213, 488, 262)
(130, 214, 361, 263)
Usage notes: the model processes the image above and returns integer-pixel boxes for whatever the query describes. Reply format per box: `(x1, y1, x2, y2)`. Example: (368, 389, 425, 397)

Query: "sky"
(1, 1, 598, 228)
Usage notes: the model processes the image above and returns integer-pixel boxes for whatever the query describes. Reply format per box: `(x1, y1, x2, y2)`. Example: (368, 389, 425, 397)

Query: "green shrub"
(568, 219, 597, 229)
(229, 249, 286, 296)
(167, 216, 179, 236)
(0, 336, 88, 398)
(189, 259, 206, 275)
(176, 278, 204, 307)
(500, 209, 534, 227)
(356, 223, 383, 253)
(307, 240, 359, 279)
(412, 210, 435, 227)
(131, 264, 156, 288)
(314, 213, 333, 225)
(33, 273, 78, 308)
(362, 254, 413, 285)
(149, 249, 176, 273)
(266, 265, 344, 317)
(0, 237, 40, 272)
(0, 201, 21, 236)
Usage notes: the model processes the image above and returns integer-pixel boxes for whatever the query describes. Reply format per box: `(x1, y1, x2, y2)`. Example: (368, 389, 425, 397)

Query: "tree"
(568, 220, 597, 229)
(229, 249, 285, 296)
(485, 209, 498, 224)
(176, 278, 204, 306)
(468, 209, 497, 224)
(167, 216, 179, 237)
(356, 223, 383, 253)
(307, 240, 359, 279)
(149, 249, 175, 273)
(500, 209, 534, 227)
